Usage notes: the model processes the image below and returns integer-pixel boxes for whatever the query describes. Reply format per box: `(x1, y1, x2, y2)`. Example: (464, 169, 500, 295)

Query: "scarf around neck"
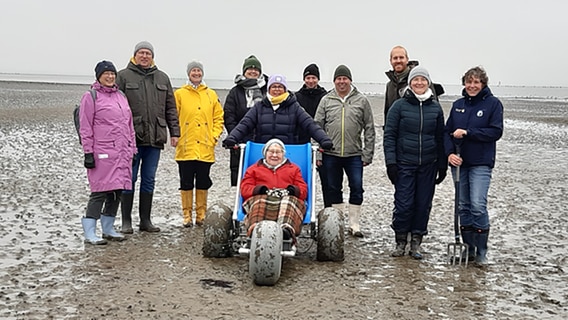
(235, 74, 266, 108)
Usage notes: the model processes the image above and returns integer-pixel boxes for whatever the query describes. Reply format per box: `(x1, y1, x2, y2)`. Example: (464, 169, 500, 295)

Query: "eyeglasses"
(267, 149, 283, 155)
(270, 85, 285, 90)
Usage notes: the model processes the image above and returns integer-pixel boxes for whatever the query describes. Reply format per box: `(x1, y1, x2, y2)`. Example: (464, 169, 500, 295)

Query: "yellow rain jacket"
(174, 84, 224, 163)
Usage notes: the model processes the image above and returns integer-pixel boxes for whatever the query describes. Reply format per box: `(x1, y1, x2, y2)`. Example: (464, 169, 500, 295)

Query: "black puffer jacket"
(116, 61, 180, 149)
(383, 89, 445, 168)
(226, 92, 332, 145)
(223, 75, 268, 143)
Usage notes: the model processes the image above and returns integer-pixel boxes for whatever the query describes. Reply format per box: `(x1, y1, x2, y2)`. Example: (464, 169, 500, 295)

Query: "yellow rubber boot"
(181, 190, 193, 227)
(195, 189, 208, 226)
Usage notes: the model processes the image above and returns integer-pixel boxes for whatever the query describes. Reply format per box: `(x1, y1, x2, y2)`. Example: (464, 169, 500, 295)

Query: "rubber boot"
(391, 232, 408, 257)
(120, 192, 134, 234)
(139, 192, 160, 232)
(474, 228, 489, 266)
(100, 215, 126, 241)
(180, 190, 193, 227)
(409, 234, 423, 260)
(82, 217, 107, 245)
(347, 204, 363, 237)
(195, 189, 208, 226)
(460, 226, 476, 260)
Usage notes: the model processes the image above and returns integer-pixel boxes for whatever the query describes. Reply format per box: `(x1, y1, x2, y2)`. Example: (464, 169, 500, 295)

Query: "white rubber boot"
(347, 204, 363, 237)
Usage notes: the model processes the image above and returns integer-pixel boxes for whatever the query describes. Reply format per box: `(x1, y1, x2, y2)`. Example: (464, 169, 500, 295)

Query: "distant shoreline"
(1, 77, 567, 101)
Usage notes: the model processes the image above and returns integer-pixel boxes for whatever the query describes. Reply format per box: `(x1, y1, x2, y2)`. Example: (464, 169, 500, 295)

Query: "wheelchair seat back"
(235, 141, 313, 224)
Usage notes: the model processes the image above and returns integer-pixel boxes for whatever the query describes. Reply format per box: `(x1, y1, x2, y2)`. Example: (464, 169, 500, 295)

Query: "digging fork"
(447, 143, 469, 266)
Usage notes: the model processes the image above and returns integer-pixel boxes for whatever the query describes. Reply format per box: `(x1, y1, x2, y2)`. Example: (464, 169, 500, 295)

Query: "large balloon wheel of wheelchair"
(202, 202, 233, 258)
(249, 220, 283, 286)
(316, 207, 345, 261)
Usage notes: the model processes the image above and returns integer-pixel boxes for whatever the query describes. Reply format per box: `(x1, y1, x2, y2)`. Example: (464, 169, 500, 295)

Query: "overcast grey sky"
(1, 0, 566, 87)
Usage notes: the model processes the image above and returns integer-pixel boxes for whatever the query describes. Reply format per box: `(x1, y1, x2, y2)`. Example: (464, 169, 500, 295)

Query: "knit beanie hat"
(303, 63, 320, 80)
(186, 60, 204, 75)
(262, 138, 286, 158)
(134, 41, 154, 57)
(333, 64, 352, 81)
(267, 74, 287, 90)
(94, 60, 117, 80)
(408, 66, 431, 85)
(242, 55, 262, 73)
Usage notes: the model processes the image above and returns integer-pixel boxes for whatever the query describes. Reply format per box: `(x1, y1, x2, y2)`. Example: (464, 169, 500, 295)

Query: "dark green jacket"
(117, 61, 180, 149)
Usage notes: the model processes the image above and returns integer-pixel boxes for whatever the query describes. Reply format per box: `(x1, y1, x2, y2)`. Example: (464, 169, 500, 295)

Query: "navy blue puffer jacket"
(227, 92, 332, 145)
(384, 89, 446, 167)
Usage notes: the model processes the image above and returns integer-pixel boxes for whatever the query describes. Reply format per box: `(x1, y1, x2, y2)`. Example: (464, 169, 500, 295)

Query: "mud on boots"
(139, 192, 160, 232)
(409, 234, 423, 260)
(100, 214, 126, 241)
(347, 204, 364, 237)
(460, 225, 476, 261)
(81, 217, 107, 245)
(195, 189, 208, 227)
(120, 192, 134, 234)
(474, 228, 489, 266)
(180, 189, 193, 227)
(391, 232, 408, 257)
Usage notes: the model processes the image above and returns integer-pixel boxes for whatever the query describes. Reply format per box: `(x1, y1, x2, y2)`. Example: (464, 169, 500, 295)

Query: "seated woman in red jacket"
(240, 138, 308, 242)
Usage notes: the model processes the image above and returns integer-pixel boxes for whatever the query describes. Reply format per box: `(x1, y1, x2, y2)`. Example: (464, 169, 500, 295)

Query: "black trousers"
(85, 190, 122, 219)
(178, 160, 213, 190)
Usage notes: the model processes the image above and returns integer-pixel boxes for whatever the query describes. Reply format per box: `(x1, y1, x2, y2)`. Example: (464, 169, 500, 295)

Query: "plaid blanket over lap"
(243, 194, 306, 237)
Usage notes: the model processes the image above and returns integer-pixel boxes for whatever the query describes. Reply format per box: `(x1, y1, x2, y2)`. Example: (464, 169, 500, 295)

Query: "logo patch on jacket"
(477, 110, 484, 117)
(456, 108, 465, 113)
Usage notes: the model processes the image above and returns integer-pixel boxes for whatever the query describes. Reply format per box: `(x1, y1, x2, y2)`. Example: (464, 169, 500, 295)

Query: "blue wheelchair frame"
(232, 141, 317, 227)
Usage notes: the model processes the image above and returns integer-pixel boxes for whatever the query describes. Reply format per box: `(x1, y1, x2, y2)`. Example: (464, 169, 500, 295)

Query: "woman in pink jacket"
(79, 60, 137, 245)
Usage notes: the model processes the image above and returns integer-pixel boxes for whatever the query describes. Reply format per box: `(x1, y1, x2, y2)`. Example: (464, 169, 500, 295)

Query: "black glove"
(319, 140, 333, 151)
(435, 168, 447, 185)
(222, 136, 237, 148)
(84, 153, 95, 169)
(386, 164, 398, 185)
(286, 185, 299, 197)
(253, 185, 269, 195)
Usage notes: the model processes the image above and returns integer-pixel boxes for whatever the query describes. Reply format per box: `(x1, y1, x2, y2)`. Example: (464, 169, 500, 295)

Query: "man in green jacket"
(315, 65, 376, 237)
(116, 41, 180, 233)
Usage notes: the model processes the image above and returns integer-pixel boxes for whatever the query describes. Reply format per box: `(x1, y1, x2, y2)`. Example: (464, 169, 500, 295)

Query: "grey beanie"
(262, 138, 286, 158)
(187, 60, 204, 75)
(408, 66, 431, 85)
(134, 41, 154, 57)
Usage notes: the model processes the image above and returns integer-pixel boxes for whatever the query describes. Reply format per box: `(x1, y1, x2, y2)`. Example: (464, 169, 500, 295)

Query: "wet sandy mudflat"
(0, 81, 567, 319)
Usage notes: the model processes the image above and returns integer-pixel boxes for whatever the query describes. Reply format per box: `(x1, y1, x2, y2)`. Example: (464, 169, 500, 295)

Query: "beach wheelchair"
(202, 141, 345, 285)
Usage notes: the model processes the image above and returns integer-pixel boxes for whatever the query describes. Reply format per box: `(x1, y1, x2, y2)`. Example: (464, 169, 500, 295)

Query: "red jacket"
(241, 160, 308, 201)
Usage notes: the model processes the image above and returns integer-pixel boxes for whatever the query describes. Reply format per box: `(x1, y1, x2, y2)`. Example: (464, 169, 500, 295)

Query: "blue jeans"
(453, 165, 492, 230)
(391, 162, 437, 235)
(321, 154, 364, 205)
(123, 146, 161, 194)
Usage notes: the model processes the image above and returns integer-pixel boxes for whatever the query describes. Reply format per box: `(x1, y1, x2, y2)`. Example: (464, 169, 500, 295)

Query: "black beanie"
(242, 55, 262, 74)
(95, 60, 117, 80)
(333, 64, 352, 81)
(303, 63, 320, 80)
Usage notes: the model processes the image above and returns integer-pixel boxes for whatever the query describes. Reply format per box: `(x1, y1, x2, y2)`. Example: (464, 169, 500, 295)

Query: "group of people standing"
(382, 46, 503, 265)
(78, 42, 502, 266)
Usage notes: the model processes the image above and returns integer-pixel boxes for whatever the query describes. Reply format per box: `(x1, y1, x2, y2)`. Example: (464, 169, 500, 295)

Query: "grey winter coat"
(315, 86, 376, 163)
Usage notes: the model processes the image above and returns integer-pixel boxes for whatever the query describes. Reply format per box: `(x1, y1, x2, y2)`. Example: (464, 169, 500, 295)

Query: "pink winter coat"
(79, 82, 137, 192)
